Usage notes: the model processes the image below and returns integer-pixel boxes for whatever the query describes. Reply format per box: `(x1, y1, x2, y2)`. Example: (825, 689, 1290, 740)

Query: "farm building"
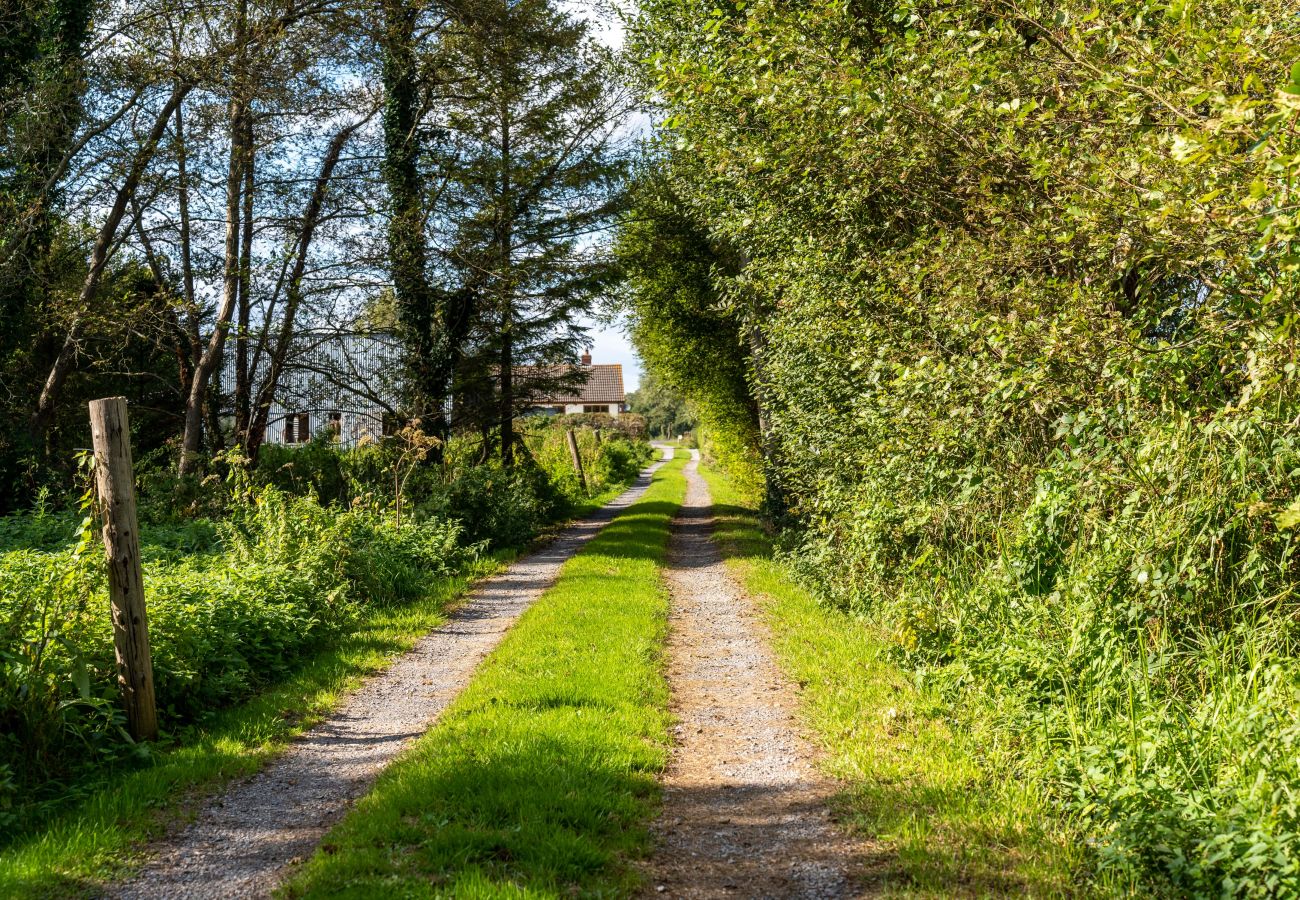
(221, 331, 403, 448)
(223, 337, 623, 447)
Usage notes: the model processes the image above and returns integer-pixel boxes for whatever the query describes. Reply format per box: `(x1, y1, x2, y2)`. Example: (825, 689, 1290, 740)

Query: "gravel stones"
(642, 452, 866, 899)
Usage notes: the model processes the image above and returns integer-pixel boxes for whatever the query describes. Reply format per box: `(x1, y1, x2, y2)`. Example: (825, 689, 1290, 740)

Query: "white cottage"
(223, 331, 403, 448)
(525, 352, 627, 417)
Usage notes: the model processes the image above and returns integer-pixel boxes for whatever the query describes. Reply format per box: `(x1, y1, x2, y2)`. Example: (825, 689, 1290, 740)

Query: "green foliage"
(699, 463, 1099, 895)
(0, 420, 653, 831)
(616, 169, 762, 488)
(627, 370, 696, 439)
(249, 425, 654, 548)
(521, 421, 655, 505)
(630, 0, 1300, 893)
(0, 487, 472, 830)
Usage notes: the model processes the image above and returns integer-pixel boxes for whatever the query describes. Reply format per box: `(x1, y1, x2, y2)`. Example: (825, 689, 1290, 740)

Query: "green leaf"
(1275, 496, 1300, 530)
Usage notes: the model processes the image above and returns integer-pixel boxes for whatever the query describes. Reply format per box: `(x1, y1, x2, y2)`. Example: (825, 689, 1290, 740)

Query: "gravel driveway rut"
(109, 451, 671, 900)
(643, 452, 865, 899)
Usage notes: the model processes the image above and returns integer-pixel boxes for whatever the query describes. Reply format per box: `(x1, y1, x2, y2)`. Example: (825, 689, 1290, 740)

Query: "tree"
(615, 165, 760, 478)
(433, 0, 632, 466)
(378, 0, 446, 460)
(626, 371, 695, 439)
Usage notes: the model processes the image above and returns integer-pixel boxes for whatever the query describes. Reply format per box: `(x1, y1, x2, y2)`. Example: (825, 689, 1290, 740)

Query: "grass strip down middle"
(284, 456, 687, 898)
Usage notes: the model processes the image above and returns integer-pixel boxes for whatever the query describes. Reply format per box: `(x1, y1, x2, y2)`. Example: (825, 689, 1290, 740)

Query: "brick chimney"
(580, 350, 592, 366)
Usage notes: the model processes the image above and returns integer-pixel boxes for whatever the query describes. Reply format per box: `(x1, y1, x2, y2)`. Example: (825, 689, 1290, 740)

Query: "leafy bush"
(0, 420, 653, 828)
(0, 486, 472, 824)
(522, 423, 654, 505)
(628, 0, 1300, 893)
(430, 462, 556, 550)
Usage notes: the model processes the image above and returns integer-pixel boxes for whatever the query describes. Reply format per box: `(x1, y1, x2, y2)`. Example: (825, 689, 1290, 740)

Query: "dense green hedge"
(0, 490, 469, 815)
(627, 0, 1300, 894)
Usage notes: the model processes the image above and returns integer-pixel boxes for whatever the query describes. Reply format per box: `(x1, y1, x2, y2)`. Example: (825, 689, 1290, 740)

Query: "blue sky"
(582, 314, 642, 391)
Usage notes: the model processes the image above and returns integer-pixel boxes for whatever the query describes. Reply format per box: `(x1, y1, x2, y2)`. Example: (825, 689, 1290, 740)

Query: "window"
(283, 412, 311, 444)
(583, 404, 609, 414)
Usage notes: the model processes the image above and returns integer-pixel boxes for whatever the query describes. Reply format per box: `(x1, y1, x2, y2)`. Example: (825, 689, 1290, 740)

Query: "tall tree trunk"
(234, 113, 255, 443)
(32, 82, 191, 447)
(246, 120, 361, 461)
(498, 308, 514, 467)
(379, 0, 444, 463)
(174, 93, 225, 453)
(178, 96, 247, 475)
(497, 98, 515, 467)
(179, 0, 250, 474)
(173, 93, 200, 365)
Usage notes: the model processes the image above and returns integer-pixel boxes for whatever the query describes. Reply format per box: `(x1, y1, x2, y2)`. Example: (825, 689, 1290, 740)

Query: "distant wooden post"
(565, 428, 589, 494)
(88, 397, 158, 742)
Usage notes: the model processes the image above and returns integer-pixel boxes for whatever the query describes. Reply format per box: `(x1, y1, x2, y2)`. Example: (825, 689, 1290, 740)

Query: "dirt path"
(110, 451, 672, 900)
(643, 453, 866, 899)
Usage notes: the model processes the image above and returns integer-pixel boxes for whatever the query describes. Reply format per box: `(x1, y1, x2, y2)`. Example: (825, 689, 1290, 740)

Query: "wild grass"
(282, 457, 687, 898)
(0, 452, 643, 898)
(697, 462, 1116, 898)
(1, 487, 474, 815)
(0, 554, 500, 898)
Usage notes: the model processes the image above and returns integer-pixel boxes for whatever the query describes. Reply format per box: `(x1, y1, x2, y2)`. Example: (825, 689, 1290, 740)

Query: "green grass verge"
(283, 458, 687, 898)
(697, 463, 1101, 898)
(0, 558, 506, 899)
(0, 475, 639, 899)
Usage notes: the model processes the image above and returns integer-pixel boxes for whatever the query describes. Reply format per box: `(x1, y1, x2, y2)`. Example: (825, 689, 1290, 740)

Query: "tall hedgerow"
(625, 0, 1300, 892)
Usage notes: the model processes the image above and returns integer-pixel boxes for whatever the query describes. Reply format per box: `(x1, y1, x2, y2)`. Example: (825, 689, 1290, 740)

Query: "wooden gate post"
(565, 428, 589, 495)
(89, 397, 158, 742)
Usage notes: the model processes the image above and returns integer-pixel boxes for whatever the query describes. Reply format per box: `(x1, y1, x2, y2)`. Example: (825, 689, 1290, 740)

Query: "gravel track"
(108, 451, 671, 900)
(642, 452, 866, 899)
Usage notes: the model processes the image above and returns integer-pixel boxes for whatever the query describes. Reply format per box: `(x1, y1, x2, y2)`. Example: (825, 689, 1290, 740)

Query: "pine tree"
(436, 0, 630, 466)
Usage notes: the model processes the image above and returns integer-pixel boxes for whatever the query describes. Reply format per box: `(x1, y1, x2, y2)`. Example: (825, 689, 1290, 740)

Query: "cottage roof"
(530, 364, 625, 404)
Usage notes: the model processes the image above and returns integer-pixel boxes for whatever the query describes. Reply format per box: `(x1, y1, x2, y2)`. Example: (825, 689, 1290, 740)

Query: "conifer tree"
(437, 0, 631, 466)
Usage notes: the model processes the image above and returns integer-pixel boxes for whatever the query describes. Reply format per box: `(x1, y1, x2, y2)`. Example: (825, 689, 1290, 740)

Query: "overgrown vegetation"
(626, 1, 1300, 894)
(700, 463, 1100, 897)
(283, 456, 685, 897)
(0, 556, 489, 896)
(0, 423, 652, 839)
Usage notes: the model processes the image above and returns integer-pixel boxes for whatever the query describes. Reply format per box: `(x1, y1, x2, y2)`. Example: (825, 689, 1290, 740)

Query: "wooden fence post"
(565, 428, 588, 495)
(88, 397, 158, 742)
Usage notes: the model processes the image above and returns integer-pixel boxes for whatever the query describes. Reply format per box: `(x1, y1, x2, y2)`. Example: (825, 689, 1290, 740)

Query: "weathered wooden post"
(565, 428, 589, 495)
(88, 397, 158, 742)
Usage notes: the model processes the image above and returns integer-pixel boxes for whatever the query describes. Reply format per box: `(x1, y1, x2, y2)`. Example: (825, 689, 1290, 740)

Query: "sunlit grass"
(283, 458, 687, 898)
(0, 560, 503, 898)
(698, 463, 1116, 898)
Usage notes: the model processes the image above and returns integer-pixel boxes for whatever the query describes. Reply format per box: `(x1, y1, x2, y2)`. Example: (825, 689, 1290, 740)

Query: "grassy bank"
(698, 463, 1113, 898)
(284, 456, 687, 897)
(0, 471, 638, 899)
(0, 557, 499, 898)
